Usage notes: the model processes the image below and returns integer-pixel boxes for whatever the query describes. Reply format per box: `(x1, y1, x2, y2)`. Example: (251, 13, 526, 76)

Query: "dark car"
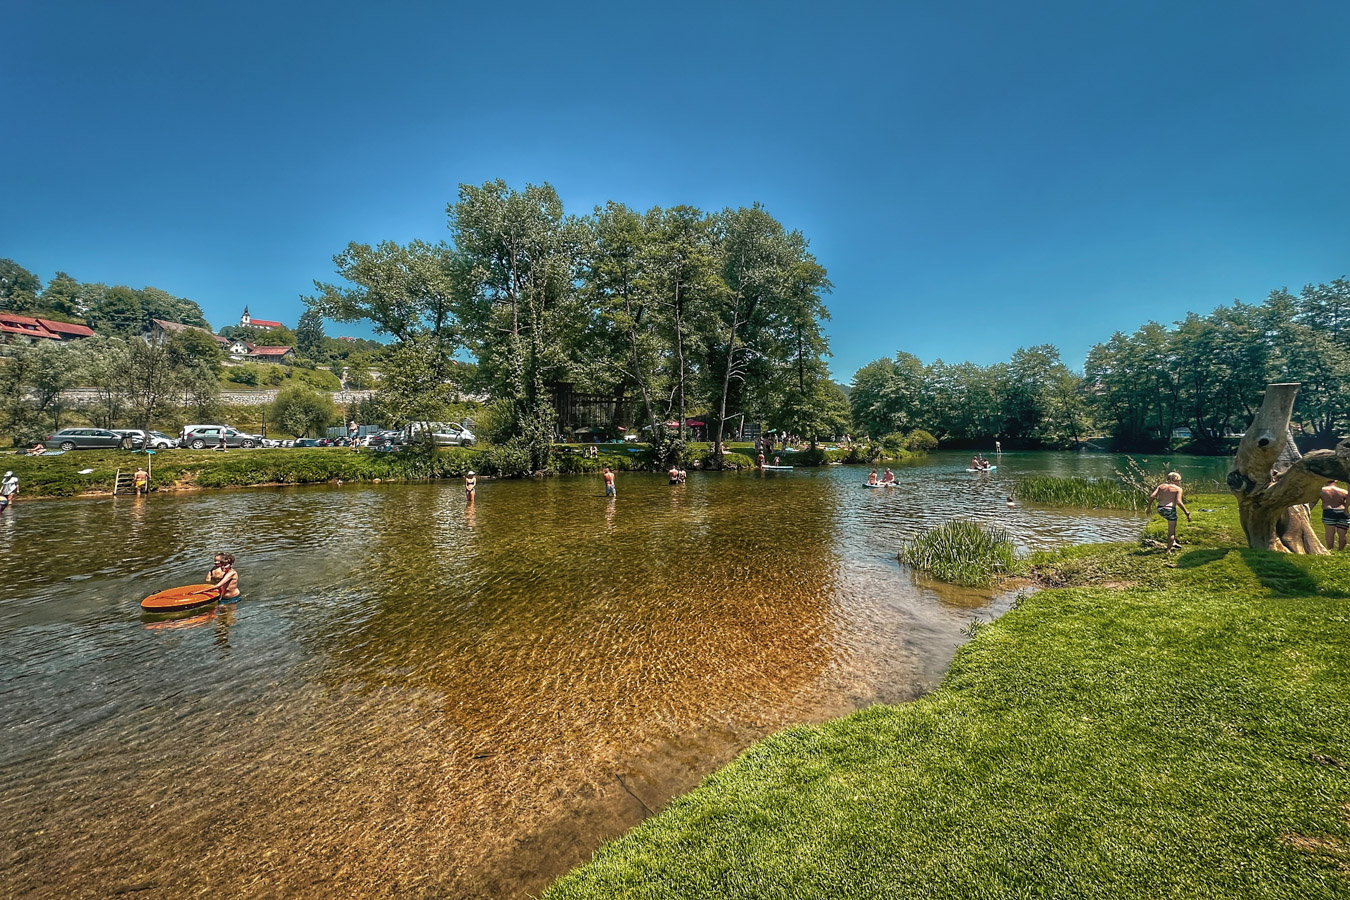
(49, 428, 124, 451)
(181, 426, 263, 450)
(293, 438, 322, 448)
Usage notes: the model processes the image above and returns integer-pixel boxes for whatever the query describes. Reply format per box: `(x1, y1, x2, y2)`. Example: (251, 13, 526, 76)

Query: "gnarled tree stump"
(1227, 382, 1350, 554)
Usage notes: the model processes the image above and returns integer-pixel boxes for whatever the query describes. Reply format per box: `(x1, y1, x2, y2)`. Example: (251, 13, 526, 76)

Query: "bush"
(904, 429, 939, 452)
(480, 439, 534, 478)
(898, 520, 1018, 587)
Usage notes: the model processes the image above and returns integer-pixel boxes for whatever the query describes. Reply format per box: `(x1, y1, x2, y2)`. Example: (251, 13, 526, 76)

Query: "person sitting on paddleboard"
(867, 470, 879, 485)
(208, 553, 241, 602)
(881, 468, 896, 485)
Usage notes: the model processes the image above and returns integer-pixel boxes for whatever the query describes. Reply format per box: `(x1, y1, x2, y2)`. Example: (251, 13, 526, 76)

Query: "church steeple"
(240, 306, 251, 327)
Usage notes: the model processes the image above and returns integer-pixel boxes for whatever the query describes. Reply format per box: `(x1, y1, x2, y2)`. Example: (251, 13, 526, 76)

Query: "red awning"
(684, 420, 705, 426)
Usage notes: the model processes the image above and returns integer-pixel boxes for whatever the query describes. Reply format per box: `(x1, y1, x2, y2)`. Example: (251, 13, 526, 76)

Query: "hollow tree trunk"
(1227, 382, 1350, 553)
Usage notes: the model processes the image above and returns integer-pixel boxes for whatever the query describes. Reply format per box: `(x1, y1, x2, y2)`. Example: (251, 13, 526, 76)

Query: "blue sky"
(3, 1, 1347, 380)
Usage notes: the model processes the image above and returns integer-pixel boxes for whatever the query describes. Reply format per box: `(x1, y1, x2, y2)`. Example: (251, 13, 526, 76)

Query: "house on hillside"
(239, 306, 283, 329)
(0, 313, 60, 344)
(225, 338, 295, 362)
(35, 319, 94, 341)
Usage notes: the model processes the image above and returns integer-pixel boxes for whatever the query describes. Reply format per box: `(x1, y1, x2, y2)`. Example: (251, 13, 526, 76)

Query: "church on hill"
(239, 306, 283, 329)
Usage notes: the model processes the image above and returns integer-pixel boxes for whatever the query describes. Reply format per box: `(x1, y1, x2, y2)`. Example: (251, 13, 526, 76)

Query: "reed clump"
(1013, 476, 1144, 510)
(898, 519, 1018, 587)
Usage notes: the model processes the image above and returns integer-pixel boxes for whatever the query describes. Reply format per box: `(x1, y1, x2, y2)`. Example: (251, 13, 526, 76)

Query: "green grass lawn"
(544, 495, 1350, 899)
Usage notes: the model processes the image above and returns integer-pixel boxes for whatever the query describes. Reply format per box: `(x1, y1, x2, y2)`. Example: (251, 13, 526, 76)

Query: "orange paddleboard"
(141, 583, 220, 612)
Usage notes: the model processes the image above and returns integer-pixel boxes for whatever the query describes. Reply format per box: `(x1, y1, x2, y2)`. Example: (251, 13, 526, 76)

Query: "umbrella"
(684, 419, 705, 426)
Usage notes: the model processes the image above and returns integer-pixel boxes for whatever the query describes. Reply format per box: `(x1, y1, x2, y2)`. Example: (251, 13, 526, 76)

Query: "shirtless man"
(881, 467, 896, 485)
(603, 465, 616, 498)
(207, 552, 241, 602)
(133, 467, 148, 496)
(1150, 472, 1191, 550)
(669, 465, 680, 484)
(1320, 480, 1349, 550)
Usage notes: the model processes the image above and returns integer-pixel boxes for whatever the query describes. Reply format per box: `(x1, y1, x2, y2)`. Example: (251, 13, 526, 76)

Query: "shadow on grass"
(1177, 547, 1350, 598)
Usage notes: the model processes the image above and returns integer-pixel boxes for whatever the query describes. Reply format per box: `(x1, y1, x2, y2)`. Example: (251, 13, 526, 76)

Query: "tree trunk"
(1227, 382, 1350, 553)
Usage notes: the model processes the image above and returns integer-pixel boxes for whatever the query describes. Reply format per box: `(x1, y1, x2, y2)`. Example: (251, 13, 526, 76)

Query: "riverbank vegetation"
(1012, 475, 1146, 510)
(544, 495, 1350, 897)
(897, 520, 1020, 586)
(848, 278, 1350, 453)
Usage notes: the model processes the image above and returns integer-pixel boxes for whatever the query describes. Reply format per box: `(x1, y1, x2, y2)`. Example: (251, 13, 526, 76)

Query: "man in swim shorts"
(1150, 472, 1191, 550)
(1320, 479, 1349, 550)
(603, 465, 616, 498)
(669, 464, 680, 484)
(133, 467, 148, 496)
(881, 468, 896, 485)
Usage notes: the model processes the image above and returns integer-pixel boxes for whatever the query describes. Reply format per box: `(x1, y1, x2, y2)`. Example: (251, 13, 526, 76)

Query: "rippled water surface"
(0, 452, 1229, 897)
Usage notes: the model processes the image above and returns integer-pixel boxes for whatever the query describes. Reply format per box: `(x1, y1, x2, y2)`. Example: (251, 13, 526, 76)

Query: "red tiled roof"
(36, 318, 94, 337)
(1, 323, 58, 339)
(248, 345, 293, 356)
(249, 318, 284, 328)
(0, 315, 59, 339)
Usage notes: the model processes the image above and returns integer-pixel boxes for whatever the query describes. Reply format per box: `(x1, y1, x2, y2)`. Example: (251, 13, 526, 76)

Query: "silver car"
(181, 426, 263, 450)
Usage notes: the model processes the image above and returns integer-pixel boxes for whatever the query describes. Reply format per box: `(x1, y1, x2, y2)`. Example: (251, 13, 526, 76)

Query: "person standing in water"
(603, 465, 616, 498)
(465, 470, 477, 504)
(1150, 472, 1191, 550)
(207, 552, 241, 602)
(133, 467, 148, 496)
(1319, 479, 1349, 550)
(0, 471, 17, 514)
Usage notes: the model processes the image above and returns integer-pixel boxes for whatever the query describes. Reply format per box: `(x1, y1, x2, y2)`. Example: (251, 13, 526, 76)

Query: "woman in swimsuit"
(208, 552, 241, 602)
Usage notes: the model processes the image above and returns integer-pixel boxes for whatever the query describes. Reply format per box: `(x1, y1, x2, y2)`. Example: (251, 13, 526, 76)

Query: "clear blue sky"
(3, 1, 1347, 380)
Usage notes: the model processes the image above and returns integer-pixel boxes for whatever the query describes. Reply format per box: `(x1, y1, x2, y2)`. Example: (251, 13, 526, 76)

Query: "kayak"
(140, 583, 220, 613)
(965, 466, 998, 472)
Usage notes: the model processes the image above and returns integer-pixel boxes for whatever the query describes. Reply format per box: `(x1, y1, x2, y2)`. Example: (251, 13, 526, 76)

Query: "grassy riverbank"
(544, 495, 1350, 899)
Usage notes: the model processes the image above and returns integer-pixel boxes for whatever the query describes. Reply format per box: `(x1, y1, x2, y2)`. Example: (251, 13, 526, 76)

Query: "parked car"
(293, 438, 321, 448)
(48, 428, 124, 451)
(112, 429, 177, 450)
(181, 426, 263, 450)
(406, 422, 476, 446)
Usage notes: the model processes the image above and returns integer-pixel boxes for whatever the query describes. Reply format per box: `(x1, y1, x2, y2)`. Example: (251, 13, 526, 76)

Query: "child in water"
(208, 552, 241, 602)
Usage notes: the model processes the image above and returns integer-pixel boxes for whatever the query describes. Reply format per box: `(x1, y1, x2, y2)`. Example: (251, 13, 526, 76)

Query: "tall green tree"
(0, 259, 41, 312)
(296, 308, 327, 360)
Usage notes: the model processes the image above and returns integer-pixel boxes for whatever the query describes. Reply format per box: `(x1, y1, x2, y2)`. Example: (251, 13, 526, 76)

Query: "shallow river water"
(0, 452, 1229, 898)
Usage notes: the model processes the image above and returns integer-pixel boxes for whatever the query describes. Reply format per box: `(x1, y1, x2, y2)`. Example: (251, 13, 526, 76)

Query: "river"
(0, 451, 1231, 898)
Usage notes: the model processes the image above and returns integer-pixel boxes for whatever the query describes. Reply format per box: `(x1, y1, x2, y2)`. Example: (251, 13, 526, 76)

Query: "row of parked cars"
(41, 422, 476, 452)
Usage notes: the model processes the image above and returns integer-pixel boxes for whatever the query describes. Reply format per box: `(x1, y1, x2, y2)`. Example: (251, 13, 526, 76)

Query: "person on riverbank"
(207, 552, 241, 602)
(1150, 472, 1191, 550)
(1319, 480, 1349, 550)
(603, 465, 616, 498)
(0, 471, 17, 513)
(26, 443, 44, 457)
(133, 467, 148, 496)
(465, 470, 477, 504)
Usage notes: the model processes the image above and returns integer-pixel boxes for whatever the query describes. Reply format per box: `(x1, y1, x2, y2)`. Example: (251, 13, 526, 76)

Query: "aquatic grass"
(544, 496, 1350, 899)
(1013, 475, 1145, 510)
(897, 519, 1018, 587)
